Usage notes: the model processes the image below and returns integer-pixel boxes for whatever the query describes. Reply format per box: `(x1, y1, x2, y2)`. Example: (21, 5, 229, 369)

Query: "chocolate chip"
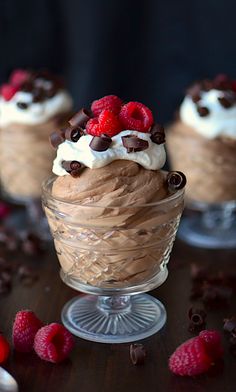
(65, 126, 84, 142)
(49, 130, 65, 149)
(223, 317, 236, 333)
(16, 102, 29, 110)
(69, 108, 91, 127)
(218, 96, 233, 108)
(130, 344, 147, 365)
(122, 135, 149, 153)
(61, 160, 82, 177)
(166, 171, 186, 191)
(150, 124, 166, 145)
(197, 106, 210, 117)
(89, 134, 112, 152)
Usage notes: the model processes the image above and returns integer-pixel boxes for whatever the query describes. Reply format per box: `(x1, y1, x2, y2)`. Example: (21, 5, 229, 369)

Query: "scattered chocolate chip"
(150, 124, 166, 144)
(69, 108, 91, 127)
(49, 130, 65, 149)
(16, 102, 29, 110)
(188, 307, 207, 333)
(197, 106, 210, 117)
(89, 134, 112, 152)
(223, 317, 236, 334)
(65, 126, 84, 142)
(130, 344, 147, 365)
(166, 171, 186, 191)
(218, 96, 233, 108)
(122, 135, 149, 153)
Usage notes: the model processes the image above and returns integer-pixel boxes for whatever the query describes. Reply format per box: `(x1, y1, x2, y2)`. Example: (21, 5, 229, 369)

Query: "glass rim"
(42, 174, 185, 209)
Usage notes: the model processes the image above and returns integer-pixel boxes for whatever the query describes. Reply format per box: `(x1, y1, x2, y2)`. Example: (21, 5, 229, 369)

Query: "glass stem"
(97, 295, 131, 314)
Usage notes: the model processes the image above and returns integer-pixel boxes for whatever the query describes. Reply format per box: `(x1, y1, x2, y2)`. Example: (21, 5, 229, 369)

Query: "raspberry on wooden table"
(13, 310, 43, 352)
(0, 335, 10, 363)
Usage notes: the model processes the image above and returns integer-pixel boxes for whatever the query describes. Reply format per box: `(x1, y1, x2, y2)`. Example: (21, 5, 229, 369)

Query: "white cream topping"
(0, 90, 73, 126)
(180, 89, 236, 139)
(52, 130, 166, 175)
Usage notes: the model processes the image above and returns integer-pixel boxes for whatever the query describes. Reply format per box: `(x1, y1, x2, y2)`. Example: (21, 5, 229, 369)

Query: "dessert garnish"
(188, 307, 207, 333)
(51, 94, 167, 175)
(129, 343, 147, 365)
(62, 160, 82, 177)
(166, 171, 186, 191)
(169, 330, 223, 376)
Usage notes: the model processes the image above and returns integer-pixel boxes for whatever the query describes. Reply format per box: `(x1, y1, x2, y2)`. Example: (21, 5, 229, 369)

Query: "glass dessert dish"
(42, 94, 186, 343)
(42, 175, 184, 343)
(0, 69, 73, 237)
(166, 75, 236, 248)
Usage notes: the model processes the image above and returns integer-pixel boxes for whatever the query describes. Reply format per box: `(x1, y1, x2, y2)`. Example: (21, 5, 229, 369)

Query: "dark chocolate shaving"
(218, 96, 233, 109)
(130, 344, 147, 365)
(17, 102, 28, 110)
(65, 126, 84, 142)
(150, 124, 166, 144)
(61, 160, 82, 177)
(197, 106, 210, 117)
(69, 108, 91, 127)
(122, 135, 149, 153)
(166, 171, 186, 191)
(49, 130, 65, 149)
(89, 134, 112, 152)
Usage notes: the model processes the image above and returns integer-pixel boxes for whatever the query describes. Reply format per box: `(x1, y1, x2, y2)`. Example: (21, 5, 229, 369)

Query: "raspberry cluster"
(86, 95, 154, 137)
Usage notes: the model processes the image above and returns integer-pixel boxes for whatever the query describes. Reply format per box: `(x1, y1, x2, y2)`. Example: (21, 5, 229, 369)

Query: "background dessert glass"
(42, 175, 185, 343)
(166, 75, 236, 248)
(0, 70, 73, 235)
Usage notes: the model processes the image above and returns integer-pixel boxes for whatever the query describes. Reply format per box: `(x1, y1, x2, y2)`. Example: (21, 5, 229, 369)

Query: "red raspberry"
(10, 69, 29, 87)
(34, 323, 74, 363)
(98, 109, 122, 137)
(0, 84, 18, 101)
(119, 101, 153, 132)
(91, 95, 123, 116)
(0, 335, 10, 364)
(0, 202, 10, 219)
(13, 310, 43, 352)
(169, 336, 212, 376)
(86, 118, 101, 136)
(199, 330, 223, 360)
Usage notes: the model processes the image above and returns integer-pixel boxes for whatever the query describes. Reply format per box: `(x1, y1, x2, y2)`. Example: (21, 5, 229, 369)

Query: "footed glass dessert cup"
(42, 175, 185, 343)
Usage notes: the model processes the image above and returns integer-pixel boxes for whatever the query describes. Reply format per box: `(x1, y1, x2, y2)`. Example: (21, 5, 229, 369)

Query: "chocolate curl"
(65, 126, 84, 142)
(166, 171, 186, 191)
(129, 344, 147, 365)
(61, 160, 82, 177)
(197, 106, 210, 117)
(188, 307, 207, 333)
(69, 108, 91, 127)
(89, 134, 112, 152)
(150, 123, 165, 145)
(122, 135, 149, 153)
(49, 130, 66, 149)
(218, 96, 234, 109)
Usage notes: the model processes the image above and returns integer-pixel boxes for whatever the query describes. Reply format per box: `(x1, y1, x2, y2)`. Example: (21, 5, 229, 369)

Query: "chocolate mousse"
(166, 75, 236, 203)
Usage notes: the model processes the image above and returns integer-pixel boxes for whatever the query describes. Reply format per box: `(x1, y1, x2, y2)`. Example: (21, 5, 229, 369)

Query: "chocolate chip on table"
(166, 171, 186, 191)
(16, 102, 29, 110)
(69, 108, 91, 127)
(197, 106, 210, 117)
(122, 135, 149, 153)
(130, 344, 147, 365)
(188, 307, 207, 333)
(65, 126, 84, 142)
(89, 134, 112, 152)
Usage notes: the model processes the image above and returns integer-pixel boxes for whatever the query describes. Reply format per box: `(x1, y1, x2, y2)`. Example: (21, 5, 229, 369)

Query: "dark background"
(0, 0, 235, 122)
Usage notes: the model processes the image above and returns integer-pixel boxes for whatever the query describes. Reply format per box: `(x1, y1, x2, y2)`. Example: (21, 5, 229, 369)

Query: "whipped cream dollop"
(0, 90, 73, 126)
(180, 89, 236, 139)
(53, 130, 166, 175)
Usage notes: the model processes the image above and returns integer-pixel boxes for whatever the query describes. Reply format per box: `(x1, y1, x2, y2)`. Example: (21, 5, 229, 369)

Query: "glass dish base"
(178, 200, 236, 249)
(61, 293, 166, 343)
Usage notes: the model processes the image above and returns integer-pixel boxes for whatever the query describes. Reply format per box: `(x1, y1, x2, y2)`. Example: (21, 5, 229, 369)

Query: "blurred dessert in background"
(166, 74, 236, 203)
(0, 69, 73, 201)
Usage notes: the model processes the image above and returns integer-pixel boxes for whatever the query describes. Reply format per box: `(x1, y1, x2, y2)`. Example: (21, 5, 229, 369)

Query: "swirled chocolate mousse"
(0, 69, 73, 200)
(166, 75, 236, 203)
(44, 95, 185, 287)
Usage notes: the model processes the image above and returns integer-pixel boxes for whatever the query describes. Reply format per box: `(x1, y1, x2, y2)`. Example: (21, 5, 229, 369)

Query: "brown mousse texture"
(166, 121, 236, 203)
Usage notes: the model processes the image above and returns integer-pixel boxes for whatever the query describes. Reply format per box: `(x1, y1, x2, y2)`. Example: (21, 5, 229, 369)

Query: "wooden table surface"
(1, 221, 236, 392)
